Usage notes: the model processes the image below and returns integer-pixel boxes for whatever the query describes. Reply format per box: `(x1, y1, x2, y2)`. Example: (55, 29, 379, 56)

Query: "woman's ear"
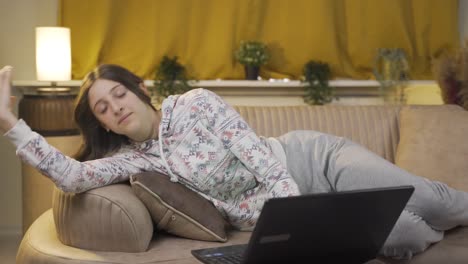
(139, 82, 150, 96)
(101, 124, 110, 132)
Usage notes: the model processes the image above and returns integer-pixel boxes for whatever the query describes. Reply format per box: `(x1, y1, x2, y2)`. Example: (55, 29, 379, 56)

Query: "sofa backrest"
(234, 105, 402, 163)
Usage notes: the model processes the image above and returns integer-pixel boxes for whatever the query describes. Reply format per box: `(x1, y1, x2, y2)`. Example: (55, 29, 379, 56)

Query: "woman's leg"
(278, 130, 468, 230)
(380, 210, 443, 259)
(277, 130, 467, 258)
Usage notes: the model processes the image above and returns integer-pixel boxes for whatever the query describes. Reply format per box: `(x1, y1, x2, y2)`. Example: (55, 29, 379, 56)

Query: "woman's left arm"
(200, 89, 300, 197)
(5, 120, 165, 193)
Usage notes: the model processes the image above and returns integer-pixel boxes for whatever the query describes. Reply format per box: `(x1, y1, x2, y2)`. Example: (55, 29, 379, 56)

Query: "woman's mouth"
(118, 113, 132, 125)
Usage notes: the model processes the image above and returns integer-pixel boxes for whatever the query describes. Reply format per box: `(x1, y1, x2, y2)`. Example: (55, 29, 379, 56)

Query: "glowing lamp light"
(35, 27, 71, 81)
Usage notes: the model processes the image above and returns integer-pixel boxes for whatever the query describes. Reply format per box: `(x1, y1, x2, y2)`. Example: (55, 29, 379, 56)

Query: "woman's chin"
(124, 125, 149, 141)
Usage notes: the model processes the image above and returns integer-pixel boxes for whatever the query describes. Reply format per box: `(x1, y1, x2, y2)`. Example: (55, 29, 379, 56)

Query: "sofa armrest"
(52, 183, 153, 252)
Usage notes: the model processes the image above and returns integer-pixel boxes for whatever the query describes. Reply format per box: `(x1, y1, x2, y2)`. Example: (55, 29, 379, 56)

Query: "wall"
(0, 0, 59, 235)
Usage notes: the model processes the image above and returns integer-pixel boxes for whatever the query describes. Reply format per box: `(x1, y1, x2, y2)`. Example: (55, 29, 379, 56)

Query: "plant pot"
(244, 66, 260, 80)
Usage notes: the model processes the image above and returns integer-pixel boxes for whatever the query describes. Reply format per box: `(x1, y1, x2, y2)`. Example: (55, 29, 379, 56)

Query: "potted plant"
(373, 48, 410, 104)
(302, 60, 334, 105)
(432, 41, 468, 110)
(152, 56, 194, 107)
(235, 40, 269, 80)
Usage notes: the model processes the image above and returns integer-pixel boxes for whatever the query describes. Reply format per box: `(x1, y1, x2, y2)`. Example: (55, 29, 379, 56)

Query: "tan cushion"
(404, 84, 444, 105)
(52, 183, 153, 252)
(130, 172, 228, 242)
(395, 105, 468, 191)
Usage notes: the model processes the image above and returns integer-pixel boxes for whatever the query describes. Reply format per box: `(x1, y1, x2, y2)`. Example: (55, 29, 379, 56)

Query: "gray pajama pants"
(277, 130, 468, 259)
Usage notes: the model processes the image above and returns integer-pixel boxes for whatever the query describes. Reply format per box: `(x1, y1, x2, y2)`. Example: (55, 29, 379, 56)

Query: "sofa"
(16, 104, 468, 264)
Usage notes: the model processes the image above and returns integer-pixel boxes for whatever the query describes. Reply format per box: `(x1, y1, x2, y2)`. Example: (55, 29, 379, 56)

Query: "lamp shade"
(36, 27, 71, 81)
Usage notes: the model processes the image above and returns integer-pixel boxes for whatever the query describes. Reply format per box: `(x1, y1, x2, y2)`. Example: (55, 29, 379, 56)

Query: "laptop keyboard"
(192, 244, 247, 264)
(200, 253, 243, 264)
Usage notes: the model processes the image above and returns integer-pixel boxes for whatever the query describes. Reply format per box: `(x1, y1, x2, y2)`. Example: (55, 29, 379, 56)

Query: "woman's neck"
(149, 110, 161, 140)
(130, 109, 161, 142)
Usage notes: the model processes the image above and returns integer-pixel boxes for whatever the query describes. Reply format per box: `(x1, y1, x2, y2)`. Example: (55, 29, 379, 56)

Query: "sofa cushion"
(130, 171, 228, 242)
(395, 105, 468, 191)
(52, 183, 153, 252)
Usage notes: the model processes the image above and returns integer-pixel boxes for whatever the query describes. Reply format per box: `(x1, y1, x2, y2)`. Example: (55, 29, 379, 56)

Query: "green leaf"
(153, 56, 194, 98)
(302, 60, 334, 105)
(235, 41, 270, 67)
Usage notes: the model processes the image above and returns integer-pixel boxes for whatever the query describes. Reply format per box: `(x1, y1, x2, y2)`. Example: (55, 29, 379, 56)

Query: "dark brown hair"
(74, 64, 156, 161)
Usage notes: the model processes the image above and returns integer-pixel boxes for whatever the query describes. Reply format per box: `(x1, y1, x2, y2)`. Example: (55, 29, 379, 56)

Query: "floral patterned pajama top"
(4, 88, 300, 230)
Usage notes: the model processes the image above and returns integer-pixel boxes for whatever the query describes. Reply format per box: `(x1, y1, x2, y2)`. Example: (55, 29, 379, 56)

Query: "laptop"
(191, 185, 414, 264)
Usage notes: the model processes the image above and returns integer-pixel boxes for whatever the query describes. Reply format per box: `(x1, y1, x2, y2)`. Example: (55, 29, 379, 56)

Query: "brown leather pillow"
(130, 172, 228, 242)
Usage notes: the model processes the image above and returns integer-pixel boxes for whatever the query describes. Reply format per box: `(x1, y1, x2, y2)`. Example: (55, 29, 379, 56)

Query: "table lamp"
(18, 26, 78, 137)
(35, 26, 72, 93)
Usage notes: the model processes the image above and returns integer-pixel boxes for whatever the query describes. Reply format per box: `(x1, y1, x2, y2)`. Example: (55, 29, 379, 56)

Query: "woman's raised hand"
(0, 66, 19, 133)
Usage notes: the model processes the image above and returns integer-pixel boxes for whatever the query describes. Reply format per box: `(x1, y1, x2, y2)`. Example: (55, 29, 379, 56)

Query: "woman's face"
(88, 78, 157, 142)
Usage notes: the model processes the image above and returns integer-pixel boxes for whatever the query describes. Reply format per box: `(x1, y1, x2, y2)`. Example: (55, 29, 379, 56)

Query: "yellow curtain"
(59, 0, 459, 80)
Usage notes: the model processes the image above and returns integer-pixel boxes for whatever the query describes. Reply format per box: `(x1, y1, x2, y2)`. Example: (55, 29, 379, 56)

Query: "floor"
(0, 233, 22, 264)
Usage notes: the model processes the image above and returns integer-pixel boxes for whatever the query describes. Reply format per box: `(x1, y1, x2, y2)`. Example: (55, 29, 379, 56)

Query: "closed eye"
(113, 87, 127, 98)
(115, 91, 126, 98)
(97, 103, 108, 114)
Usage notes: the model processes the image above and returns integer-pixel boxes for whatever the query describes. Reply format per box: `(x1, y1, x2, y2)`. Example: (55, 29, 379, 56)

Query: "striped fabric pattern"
(234, 105, 402, 163)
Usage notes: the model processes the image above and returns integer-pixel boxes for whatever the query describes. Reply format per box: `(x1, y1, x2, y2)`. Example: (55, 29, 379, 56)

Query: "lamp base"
(37, 87, 71, 94)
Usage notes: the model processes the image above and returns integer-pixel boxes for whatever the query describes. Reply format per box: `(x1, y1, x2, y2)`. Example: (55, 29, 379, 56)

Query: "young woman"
(1, 64, 467, 259)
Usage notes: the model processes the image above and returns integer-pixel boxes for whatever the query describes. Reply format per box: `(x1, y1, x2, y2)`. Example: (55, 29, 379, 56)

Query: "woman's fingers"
(0, 66, 18, 133)
(10, 96, 16, 110)
(0, 66, 13, 107)
(1, 66, 13, 88)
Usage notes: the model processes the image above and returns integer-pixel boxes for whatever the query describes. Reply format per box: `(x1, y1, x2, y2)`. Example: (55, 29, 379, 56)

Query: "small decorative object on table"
(152, 56, 194, 108)
(373, 48, 410, 104)
(235, 40, 269, 80)
(302, 60, 334, 105)
(432, 41, 468, 110)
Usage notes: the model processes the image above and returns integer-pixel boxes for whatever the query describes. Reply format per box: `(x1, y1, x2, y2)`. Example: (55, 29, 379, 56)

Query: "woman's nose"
(109, 101, 123, 115)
